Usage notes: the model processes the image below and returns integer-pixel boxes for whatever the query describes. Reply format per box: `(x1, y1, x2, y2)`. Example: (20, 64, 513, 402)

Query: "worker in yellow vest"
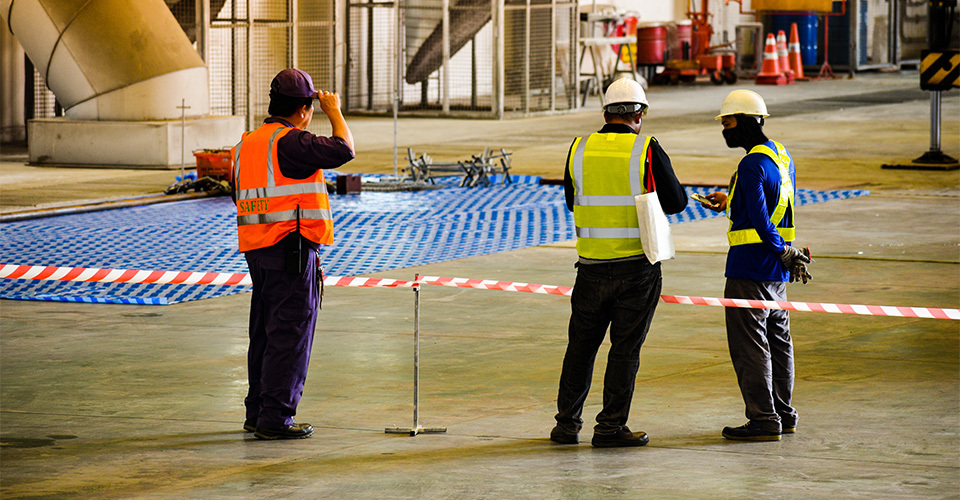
(551, 77, 688, 448)
(700, 89, 810, 441)
(232, 69, 355, 440)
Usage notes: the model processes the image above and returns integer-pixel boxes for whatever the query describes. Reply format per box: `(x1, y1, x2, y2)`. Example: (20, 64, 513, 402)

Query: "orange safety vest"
(232, 122, 333, 252)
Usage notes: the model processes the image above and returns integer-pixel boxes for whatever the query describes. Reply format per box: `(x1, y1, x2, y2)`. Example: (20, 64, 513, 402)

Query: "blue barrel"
(824, 0, 867, 66)
(770, 14, 818, 67)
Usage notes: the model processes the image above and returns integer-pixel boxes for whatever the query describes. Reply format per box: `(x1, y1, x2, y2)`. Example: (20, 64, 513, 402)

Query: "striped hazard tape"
(417, 275, 572, 295)
(0, 264, 252, 286)
(660, 295, 960, 321)
(1, 264, 957, 320)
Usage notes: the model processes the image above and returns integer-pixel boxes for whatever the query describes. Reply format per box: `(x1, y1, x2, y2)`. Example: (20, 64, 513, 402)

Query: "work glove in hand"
(780, 246, 812, 284)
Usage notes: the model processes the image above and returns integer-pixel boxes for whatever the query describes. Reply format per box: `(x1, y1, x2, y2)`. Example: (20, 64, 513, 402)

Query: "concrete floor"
(1, 72, 959, 498)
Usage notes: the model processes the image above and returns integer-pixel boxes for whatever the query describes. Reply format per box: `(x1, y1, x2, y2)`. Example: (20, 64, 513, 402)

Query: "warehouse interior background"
(0, 0, 952, 152)
(1, 0, 959, 498)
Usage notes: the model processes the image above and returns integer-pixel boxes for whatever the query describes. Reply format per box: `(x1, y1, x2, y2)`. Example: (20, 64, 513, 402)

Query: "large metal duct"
(2, 0, 208, 120)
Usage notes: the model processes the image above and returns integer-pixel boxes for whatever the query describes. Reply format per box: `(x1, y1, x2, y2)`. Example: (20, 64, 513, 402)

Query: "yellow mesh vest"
(568, 132, 651, 260)
(727, 141, 796, 246)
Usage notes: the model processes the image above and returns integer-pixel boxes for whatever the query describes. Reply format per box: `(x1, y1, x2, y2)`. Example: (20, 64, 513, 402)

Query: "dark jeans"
(555, 258, 662, 435)
(244, 241, 320, 429)
(724, 278, 797, 433)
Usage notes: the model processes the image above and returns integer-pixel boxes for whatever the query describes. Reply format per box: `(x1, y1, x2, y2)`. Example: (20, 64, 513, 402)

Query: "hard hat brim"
(715, 112, 769, 120)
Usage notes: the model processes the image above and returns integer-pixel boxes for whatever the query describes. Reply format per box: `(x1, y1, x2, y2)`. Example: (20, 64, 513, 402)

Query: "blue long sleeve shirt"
(724, 140, 796, 282)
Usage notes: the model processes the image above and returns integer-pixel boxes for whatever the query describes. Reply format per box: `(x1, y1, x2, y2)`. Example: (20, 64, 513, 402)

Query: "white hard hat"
(715, 89, 769, 120)
(604, 77, 648, 115)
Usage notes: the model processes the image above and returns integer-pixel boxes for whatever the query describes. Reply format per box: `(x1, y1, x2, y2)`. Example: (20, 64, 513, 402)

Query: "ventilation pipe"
(2, 0, 208, 121)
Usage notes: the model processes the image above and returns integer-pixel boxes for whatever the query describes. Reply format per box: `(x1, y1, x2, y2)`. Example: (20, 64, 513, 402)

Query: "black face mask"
(722, 116, 768, 150)
(722, 127, 742, 148)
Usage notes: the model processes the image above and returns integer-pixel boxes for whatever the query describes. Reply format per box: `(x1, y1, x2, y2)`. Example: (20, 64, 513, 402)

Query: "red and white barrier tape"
(661, 295, 960, 320)
(417, 275, 573, 296)
(0, 264, 252, 286)
(1, 264, 957, 320)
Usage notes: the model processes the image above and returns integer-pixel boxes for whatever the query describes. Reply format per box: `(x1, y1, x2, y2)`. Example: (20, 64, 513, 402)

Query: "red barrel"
(636, 24, 667, 64)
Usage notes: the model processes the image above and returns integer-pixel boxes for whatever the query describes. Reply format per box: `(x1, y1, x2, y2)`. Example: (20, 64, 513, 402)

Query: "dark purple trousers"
(244, 241, 319, 429)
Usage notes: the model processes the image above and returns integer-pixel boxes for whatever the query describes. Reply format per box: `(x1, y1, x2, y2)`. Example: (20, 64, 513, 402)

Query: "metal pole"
(246, 0, 255, 130)
(384, 274, 446, 436)
(393, 0, 400, 179)
(412, 277, 420, 430)
(367, 4, 374, 110)
(178, 99, 190, 179)
(929, 90, 941, 154)
(442, 0, 450, 113)
(290, 0, 298, 67)
(495, 0, 505, 118)
(196, 0, 210, 63)
(471, 36, 478, 109)
(550, 0, 556, 112)
(524, 0, 530, 114)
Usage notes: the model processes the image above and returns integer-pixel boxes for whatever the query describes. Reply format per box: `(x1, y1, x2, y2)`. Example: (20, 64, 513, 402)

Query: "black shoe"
(591, 427, 648, 448)
(722, 422, 781, 441)
(254, 422, 314, 440)
(549, 426, 579, 445)
(243, 420, 257, 432)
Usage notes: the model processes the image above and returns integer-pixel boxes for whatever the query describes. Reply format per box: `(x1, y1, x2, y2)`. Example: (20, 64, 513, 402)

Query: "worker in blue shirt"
(701, 89, 811, 441)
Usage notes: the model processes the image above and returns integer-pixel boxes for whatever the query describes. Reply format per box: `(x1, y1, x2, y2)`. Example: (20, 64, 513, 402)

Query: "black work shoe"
(254, 422, 314, 440)
(591, 427, 649, 448)
(243, 420, 257, 432)
(722, 422, 781, 441)
(549, 426, 579, 445)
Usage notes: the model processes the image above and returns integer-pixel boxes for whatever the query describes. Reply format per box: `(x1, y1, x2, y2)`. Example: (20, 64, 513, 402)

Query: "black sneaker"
(549, 426, 579, 445)
(722, 422, 781, 441)
(254, 422, 314, 440)
(243, 419, 257, 432)
(591, 427, 649, 448)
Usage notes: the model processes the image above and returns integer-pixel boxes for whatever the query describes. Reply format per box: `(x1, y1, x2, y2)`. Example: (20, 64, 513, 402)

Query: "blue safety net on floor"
(0, 175, 868, 305)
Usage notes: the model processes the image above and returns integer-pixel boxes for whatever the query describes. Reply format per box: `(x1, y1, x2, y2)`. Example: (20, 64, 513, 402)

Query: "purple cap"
(270, 68, 317, 98)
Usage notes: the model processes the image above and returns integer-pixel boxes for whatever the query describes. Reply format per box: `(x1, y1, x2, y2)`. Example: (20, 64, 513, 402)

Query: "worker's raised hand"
(316, 90, 342, 115)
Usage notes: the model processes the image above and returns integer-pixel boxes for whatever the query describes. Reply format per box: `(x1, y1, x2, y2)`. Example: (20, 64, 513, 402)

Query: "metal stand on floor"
(882, 89, 959, 171)
(385, 275, 447, 436)
(909, 90, 958, 167)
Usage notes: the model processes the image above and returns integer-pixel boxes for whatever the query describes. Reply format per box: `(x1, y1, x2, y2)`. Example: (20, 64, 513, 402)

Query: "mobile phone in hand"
(691, 193, 719, 209)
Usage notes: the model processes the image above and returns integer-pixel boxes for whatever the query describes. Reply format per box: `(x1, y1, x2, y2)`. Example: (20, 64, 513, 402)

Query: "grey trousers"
(724, 278, 798, 433)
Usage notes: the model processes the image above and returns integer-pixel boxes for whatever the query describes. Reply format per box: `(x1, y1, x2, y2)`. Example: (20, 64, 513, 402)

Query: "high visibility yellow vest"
(232, 122, 334, 253)
(568, 132, 651, 260)
(727, 140, 795, 246)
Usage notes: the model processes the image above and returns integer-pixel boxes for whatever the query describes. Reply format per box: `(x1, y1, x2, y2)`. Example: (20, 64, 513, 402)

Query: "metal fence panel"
(346, 0, 577, 117)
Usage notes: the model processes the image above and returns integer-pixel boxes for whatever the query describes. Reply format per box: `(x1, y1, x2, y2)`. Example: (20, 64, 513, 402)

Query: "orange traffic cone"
(788, 23, 809, 81)
(755, 33, 787, 85)
(777, 30, 795, 83)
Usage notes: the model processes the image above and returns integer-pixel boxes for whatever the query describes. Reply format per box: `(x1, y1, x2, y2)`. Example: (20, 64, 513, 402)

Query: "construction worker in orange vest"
(232, 68, 355, 440)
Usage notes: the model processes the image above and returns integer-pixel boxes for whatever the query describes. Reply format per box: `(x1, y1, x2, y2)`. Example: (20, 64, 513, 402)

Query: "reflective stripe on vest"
(233, 123, 333, 252)
(236, 208, 333, 226)
(727, 141, 796, 246)
(568, 132, 650, 260)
